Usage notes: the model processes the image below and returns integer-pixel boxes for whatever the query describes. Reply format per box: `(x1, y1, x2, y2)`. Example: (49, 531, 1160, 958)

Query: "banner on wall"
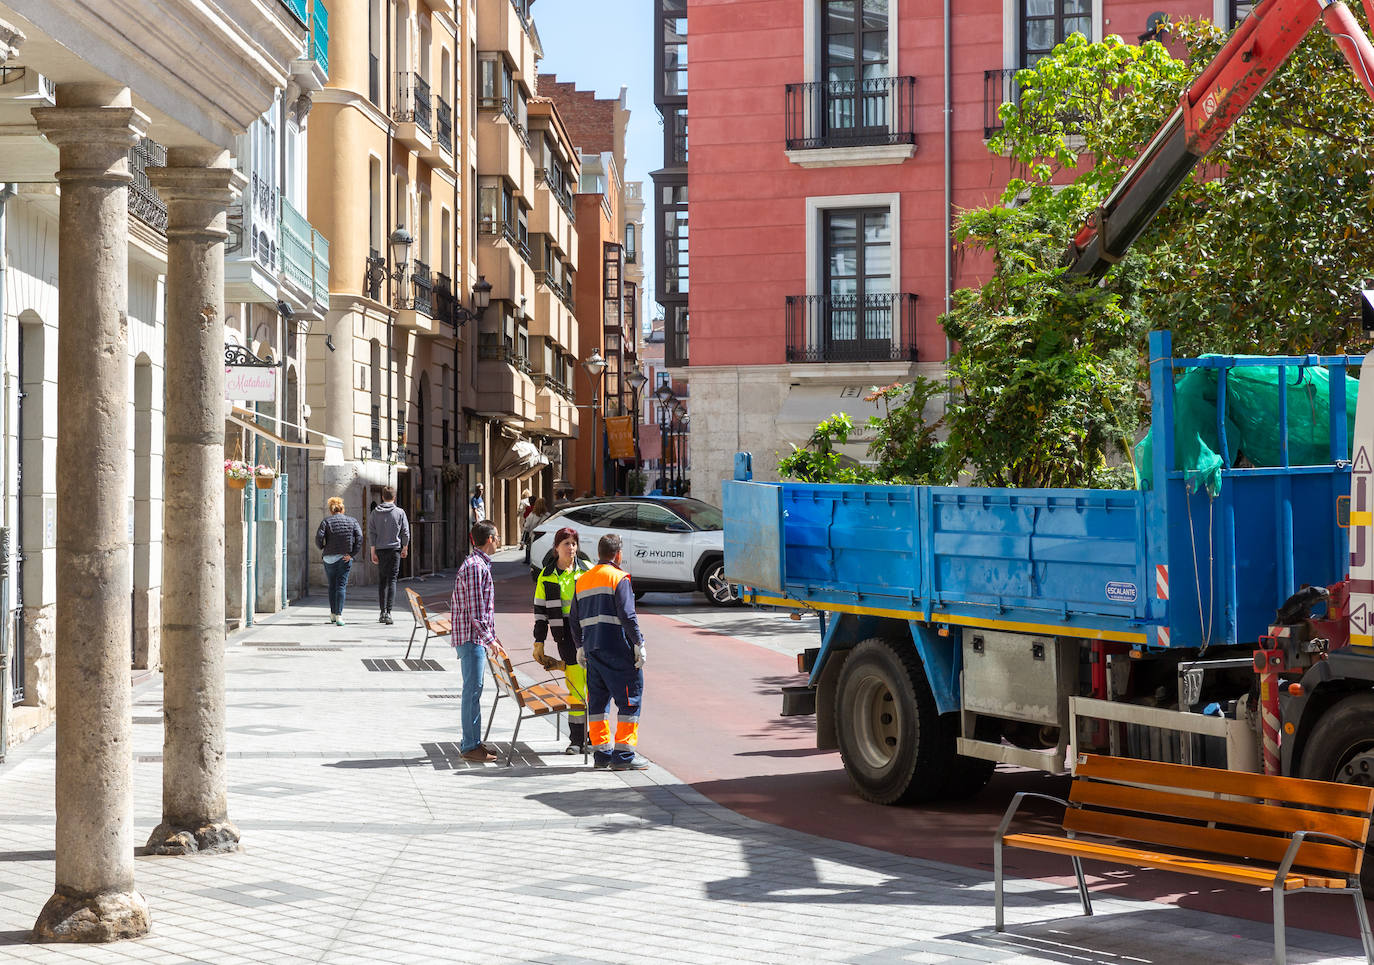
(605, 415, 636, 460)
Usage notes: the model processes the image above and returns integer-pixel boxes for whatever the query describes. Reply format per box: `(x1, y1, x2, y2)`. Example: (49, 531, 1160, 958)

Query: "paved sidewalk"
(0, 560, 1366, 964)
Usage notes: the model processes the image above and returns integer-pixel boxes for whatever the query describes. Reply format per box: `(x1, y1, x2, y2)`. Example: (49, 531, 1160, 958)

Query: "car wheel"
(1297, 691, 1374, 898)
(834, 637, 956, 805)
(700, 558, 740, 607)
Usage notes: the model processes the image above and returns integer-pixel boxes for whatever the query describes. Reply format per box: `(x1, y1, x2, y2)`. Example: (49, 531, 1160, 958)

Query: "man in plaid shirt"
(452, 519, 500, 762)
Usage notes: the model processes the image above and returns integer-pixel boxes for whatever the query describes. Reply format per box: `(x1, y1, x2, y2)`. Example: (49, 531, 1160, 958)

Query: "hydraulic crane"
(1063, 0, 1374, 278)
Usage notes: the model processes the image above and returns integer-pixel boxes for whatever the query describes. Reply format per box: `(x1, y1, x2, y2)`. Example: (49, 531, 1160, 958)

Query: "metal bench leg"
(1273, 888, 1287, 965)
(419, 632, 429, 661)
(405, 624, 418, 659)
(507, 713, 523, 767)
(1353, 890, 1374, 965)
(994, 838, 1005, 932)
(1071, 857, 1093, 917)
(483, 691, 502, 742)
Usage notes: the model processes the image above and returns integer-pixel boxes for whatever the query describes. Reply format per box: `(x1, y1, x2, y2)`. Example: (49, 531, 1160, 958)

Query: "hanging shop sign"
(456, 441, 482, 465)
(605, 415, 637, 460)
(224, 344, 278, 402)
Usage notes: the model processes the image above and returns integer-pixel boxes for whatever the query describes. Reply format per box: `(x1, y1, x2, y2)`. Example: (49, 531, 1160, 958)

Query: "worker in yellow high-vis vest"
(532, 526, 591, 752)
(569, 532, 649, 771)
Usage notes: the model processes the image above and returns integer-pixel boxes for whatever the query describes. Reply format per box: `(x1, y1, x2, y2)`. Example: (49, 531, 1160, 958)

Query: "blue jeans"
(323, 557, 352, 615)
(455, 642, 486, 752)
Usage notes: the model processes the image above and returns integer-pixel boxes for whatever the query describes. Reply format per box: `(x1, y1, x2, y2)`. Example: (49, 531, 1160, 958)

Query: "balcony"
(984, 68, 1016, 139)
(532, 373, 577, 438)
(289, 0, 328, 90)
(535, 167, 576, 224)
(477, 100, 535, 188)
(784, 76, 916, 168)
(394, 72, 433, 150)
(475, 334, 537, 421)
(279, 199, 330, 318)
(784, 293, 918, 364)
(226, 169, 279, 303)
(395, 259, 439, 335)
(127, 137, 167, 233)
(434, 96, 454, 158)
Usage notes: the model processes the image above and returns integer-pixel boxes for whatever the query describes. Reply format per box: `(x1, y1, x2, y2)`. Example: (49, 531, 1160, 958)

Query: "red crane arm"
(1064, 0, 1374, 278)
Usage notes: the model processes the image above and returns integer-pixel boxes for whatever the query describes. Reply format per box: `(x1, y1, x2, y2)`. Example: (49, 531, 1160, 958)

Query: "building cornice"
(313, 86, 394, 133)
(7, 0, 306, 147)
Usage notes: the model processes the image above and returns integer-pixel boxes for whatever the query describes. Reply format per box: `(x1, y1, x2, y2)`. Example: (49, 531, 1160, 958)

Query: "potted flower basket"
(224, 459, 251, 490)
(254, 465, 276, 490)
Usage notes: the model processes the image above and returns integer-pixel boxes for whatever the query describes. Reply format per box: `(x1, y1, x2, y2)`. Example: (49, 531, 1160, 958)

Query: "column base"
(32, 888, 150, 943)
(144, 819, 241, 855)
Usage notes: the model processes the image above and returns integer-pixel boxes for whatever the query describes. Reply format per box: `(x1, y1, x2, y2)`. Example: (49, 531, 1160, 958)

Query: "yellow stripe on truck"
(747, 593, 1150, 645)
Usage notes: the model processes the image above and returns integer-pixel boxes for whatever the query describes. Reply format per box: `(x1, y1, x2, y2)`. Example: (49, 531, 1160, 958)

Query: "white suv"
(528, 497, 737, 605)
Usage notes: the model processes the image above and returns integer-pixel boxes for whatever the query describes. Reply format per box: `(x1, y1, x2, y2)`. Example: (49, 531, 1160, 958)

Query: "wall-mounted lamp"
(451, 275, 494, 327)
(364, 225, 415, 305)
(324, 334, 336, 353)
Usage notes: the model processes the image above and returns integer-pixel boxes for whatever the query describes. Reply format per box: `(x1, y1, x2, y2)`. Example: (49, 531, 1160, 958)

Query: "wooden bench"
(482, 641, 586, 766)
(994, 754, 1374, 965)
(403, 588, 450, 660)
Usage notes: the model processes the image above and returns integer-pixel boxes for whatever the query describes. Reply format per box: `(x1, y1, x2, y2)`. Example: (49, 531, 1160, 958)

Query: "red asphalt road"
(488, 565, 1364, 941)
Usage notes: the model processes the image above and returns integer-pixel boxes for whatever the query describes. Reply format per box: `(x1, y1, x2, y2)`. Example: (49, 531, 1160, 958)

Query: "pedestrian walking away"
(570, 533, 650, 771)
(316, 496, 362, 626)
(368, 485, 410, 625)
(533, 526, 591, 752)
(470, 483, 486, 526)
(522, 495, 548, 565)
(452, 519, 501, 763)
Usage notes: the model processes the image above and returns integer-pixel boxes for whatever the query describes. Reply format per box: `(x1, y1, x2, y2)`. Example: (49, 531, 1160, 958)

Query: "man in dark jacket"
(368, 486, 410, 624)
(570, 534, 649, 771)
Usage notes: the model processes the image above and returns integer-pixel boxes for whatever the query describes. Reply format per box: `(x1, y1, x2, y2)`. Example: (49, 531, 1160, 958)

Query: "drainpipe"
(0, 182, 13, 760)
(943, 0, 953, 344)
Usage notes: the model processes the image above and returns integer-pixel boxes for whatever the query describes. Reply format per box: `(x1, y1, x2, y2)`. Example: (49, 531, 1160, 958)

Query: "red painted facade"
(686, 0, 1217, 369)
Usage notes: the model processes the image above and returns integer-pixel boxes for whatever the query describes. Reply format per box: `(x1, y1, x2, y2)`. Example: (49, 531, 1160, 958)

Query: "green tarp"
(1134, 359, 1358, 496)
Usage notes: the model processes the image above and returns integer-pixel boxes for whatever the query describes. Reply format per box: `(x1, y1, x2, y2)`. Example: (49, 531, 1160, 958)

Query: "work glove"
(634, 643, 646, 669)
(576, 648, 586, 668)
(533, 639, 548, 666)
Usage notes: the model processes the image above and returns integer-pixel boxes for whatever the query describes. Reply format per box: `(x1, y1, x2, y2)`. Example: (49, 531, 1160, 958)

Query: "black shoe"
(379, 613, 386, 623)
(610, 755, 651, 771)
(382, 612, 394, 625)
(593, 754, 613, 769)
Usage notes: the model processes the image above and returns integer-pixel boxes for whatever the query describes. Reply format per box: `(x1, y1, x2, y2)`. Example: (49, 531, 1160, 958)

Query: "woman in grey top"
(316, 496, 363, 625)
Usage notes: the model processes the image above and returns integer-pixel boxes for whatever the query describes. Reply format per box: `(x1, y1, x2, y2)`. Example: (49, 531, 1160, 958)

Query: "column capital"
(148, 159, 245, 243)
(32, 104, 148, 184)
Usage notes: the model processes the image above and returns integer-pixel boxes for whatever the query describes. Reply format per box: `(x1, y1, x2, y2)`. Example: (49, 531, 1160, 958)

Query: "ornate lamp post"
(672, 400, 687, 495)
(655, 383, 675, 493)
(581, 349, 607, 496)
(627, 369, 648, 491)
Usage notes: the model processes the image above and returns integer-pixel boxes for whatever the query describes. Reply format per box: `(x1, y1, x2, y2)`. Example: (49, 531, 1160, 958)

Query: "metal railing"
(785, 75, 917, 151)
(437, 96, 453, 153)
(281, 0, 308, 26)
(311, 229, 330, 309)
(784, 292, 918, 363)
(984, 68, 1017, 139)
(280, 199, 314, 293)
(127, 137, 167, 232)
(365, 248, 383, 301)
(395, 72, 432, 135)
(410, 259, 434, 317)
(536, 167, 576, 222)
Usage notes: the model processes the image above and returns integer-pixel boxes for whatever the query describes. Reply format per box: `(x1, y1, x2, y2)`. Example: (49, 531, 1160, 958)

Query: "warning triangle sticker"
(1353, 602, 1369, 635)
(1357, 447, 1373, 475)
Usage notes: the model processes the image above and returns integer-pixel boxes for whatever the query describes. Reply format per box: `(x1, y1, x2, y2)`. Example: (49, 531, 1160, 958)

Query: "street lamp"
(627, 370, 648, 490)
(365, 225, 415, 304)
(582, 350, 607, 497)
(655, 384, 675, 494)
(451, 275, 493, 326)
(672, 401, 687, 496)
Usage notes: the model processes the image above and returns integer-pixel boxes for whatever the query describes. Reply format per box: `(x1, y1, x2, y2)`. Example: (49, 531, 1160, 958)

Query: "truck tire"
(834, 637, 954, 805)
(1296, 691, 1374, 898)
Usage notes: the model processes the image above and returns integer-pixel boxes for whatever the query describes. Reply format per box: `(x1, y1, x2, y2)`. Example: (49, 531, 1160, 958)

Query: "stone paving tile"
(0, 563, 1367, 964)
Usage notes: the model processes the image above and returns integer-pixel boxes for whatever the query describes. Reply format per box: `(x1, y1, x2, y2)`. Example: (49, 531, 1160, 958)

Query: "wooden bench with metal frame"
(994, 753, 1374, 965)
(403, 587, 451, 660)
(482, 640, 587, 767)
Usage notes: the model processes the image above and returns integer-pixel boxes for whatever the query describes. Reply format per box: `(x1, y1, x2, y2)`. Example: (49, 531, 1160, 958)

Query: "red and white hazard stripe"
(1155, 625, 1170, 647)
(1155, 564, 1169, 600)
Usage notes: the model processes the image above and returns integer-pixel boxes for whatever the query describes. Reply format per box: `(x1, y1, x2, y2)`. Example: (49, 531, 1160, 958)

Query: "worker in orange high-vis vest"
(569, 532, 649, 771)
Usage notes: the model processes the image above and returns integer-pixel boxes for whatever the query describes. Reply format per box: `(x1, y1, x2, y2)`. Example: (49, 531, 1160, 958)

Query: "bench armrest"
(995, 791, 1074, 840)
(1275, 829, 1368, 886)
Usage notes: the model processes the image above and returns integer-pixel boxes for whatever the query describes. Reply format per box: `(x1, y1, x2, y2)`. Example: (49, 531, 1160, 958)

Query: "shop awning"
(228, 405, 344, 465)
(493, 439, 549, 480)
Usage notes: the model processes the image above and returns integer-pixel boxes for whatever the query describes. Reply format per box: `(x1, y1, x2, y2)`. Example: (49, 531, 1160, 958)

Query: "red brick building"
(664, 0, 1242, 502)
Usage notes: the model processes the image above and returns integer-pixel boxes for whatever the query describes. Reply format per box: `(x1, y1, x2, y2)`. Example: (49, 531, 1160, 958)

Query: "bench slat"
(1003, 832, 1348, 890)
(1071, 779, 1371, 844)
(1063, 807, 1363, 875)
(1076, 754, 1374, 814)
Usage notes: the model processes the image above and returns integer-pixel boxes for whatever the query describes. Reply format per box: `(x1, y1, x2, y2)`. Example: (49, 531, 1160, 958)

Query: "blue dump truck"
(723, 332, 1374, 845)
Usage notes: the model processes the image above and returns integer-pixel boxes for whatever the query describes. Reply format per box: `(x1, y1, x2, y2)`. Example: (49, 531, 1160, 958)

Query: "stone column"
(144, 149, 241, 856)
(31, 84, 150, 942)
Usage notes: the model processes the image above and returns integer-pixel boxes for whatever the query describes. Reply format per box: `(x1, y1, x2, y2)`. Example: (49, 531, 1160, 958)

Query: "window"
(625, 223, 637, 263)
(823, 207, 892, 353)
(369, 157, 382, 253)
(368, 0, 381, 104)
(822, 0, 889, 135)
(661, 0, 687, 97)
(1020, 0, 1091, 68)
(478, 181, 498, 232)
(661, 183, 688, 295)
(666, 107, 687, 165)
(629, 504, 685, 533)
(478, 56, 500, 109)
(440, 208, 451, 276)
(663, 498, 722, 530)
(1228, 0, 1253, 25)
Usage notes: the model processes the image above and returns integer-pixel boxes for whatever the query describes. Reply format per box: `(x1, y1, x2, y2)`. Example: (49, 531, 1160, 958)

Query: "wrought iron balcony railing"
(309, 0, 329, 77)
(785, 293, 918, 363)
(127, 137, 167, 232)
(437, 96, 453, 153)
(365, 248, 383, 301)
(984, 68, 1017, 139)
(411, 260, 433, 317)
(395, 72, 432, 135)
(280, 199, 313, 293)
(785, 75, 916, 151)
